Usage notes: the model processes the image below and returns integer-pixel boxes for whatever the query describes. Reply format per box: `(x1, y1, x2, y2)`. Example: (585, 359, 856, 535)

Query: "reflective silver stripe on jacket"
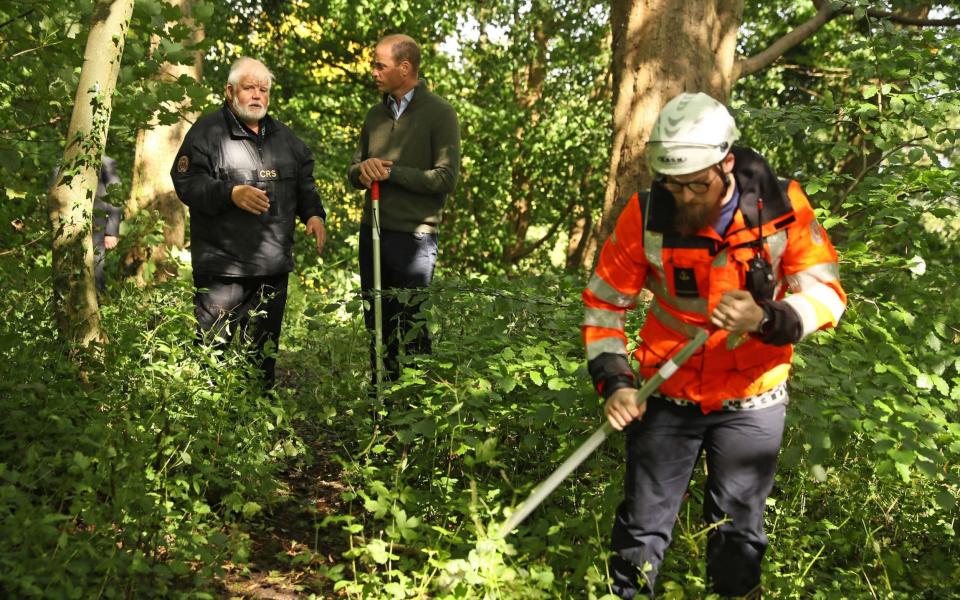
(649, 301, 707, 340)
(646, 276, 709, 315)
(644, 229, 664, 274)
(641, 220, 790, 319)
(784, 262, 841, 293)
(783, 283, 846, 338)
(583, 306, 627, 330)
(586, 273, 637, 308)
(767, 230, 787, 282)
(712, 249, 728, 267)
(586, 336, 628, 360)
(657, 381, 789, 411)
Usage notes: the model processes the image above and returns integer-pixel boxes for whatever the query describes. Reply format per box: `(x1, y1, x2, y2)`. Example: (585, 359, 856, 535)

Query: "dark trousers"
(93, 231, 107, 292)
(359, 226, 438, 381)
(610, 397, 786, 598)
(193, 273, 289, 387)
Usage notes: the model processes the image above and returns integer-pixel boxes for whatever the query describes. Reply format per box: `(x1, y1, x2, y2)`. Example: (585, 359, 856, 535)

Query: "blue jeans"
(359, 226, 438, 381)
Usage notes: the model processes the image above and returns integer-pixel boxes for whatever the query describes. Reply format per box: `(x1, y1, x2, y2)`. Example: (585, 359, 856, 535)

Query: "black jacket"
(171, 105, 326, 276)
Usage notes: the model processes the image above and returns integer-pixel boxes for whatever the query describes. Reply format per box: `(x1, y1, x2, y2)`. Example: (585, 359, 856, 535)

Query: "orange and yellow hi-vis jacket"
(582, 147, 846, 413)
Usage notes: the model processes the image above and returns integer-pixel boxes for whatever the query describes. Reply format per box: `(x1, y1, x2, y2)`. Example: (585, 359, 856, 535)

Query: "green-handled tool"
(495, 328, 709, 538)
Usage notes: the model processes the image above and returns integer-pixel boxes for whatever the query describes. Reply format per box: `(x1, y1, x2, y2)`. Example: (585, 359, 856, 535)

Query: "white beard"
(231, 97, 266, 124)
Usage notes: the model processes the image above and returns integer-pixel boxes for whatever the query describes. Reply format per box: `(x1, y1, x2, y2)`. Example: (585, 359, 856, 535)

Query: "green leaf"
(364, 496, 389, 518)
(193, 1, 215, 21)
(72, 451, 91, 470)
(888, 449, 915, 466)
(932, 375, 950, 397)
(366, 539, 397, 565)
(534, 405, 553, 423)
(889, 97, 904, 114)
(934, 489, 956, 511)
(242, 502, 261, 519)
(925, 332, 942, 353)
(894, 462, 911, 483)
(475, 437, 498, 463)
(810, 464, 828, 482)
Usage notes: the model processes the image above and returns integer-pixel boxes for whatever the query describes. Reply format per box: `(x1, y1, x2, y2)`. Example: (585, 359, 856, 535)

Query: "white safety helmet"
(646, 92, 740, 176)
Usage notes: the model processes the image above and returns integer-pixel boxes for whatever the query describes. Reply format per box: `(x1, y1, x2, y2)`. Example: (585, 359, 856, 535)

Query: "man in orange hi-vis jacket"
(583, 92, 846, 599)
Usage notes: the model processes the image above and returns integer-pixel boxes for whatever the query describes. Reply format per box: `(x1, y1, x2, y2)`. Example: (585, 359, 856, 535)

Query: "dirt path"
(218, 422, 352, 599)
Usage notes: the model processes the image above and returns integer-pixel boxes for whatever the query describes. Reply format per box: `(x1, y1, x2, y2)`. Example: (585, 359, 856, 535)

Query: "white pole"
(372, 181, 385, 401)
(496, 329, 710, 538)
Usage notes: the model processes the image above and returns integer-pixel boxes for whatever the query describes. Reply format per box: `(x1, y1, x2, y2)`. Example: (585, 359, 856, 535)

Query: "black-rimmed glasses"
(654, 166, 723, 194)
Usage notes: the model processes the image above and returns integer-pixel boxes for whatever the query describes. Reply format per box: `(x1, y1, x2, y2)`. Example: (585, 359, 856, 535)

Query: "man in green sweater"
(348, 34, 461, 384)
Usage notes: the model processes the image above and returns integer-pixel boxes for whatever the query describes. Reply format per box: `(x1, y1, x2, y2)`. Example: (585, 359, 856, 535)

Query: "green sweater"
(347, 80, 461, 233)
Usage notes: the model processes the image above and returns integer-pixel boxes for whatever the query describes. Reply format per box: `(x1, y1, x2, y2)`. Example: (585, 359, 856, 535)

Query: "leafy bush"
(280, 269, 959, 598)
(0, 270, 299, 597)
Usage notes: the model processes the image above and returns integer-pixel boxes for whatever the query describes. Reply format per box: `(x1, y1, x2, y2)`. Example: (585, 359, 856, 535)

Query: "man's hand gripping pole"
(495, 329, 709, 539)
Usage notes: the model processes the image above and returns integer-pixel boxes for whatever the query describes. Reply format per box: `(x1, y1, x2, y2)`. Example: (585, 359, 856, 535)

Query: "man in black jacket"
(171, 57, 326, 387)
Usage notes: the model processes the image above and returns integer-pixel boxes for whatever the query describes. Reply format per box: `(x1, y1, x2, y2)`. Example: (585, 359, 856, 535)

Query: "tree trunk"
(565, 165, 597, 272)
(48, 0, 134, 348)
(580, 0, 743, 269)
(124, 0, 203, 284)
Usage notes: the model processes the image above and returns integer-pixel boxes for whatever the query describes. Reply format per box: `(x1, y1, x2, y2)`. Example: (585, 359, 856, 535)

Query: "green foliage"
(271, 268, 959, 598)
(290, 272, 620, 598)
(0, 264, 299, 595)
(2, 0, 960, 597)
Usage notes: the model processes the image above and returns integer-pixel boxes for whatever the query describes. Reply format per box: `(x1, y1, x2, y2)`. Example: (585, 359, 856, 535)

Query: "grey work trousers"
(609, 396, 787, 598)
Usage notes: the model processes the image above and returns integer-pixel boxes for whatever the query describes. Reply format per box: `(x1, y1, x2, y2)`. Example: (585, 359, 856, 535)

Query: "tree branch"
(837, 2, 960, 26)
(0, 9, 34, 30)
(837, 129, 960, 211)
(0, 231, 48, 256)
(735, 2, 838, 80)
(513, 195, 578, 262)
(736, 1, 960, 81)
(0, 116, 63, 136)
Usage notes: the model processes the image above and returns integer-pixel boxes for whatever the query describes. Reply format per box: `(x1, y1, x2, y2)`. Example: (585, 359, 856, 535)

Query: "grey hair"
(227, 57, 274, 88)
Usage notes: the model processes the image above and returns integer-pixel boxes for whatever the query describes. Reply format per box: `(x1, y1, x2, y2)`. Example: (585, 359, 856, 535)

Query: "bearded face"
(656, 164, 730, 236)
(226, 73, 270, 126)
(231, 95, 267, 123)
(674, 193, 725, 236)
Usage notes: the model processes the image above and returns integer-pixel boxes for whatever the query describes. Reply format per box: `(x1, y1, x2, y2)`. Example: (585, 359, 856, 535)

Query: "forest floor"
(218, 418, 348, 599)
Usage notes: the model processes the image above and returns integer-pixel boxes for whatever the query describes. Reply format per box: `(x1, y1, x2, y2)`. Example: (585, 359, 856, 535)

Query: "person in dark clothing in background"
(93, 156, 123, 292)
(48, 156, 122, 292)
(347, 34, 460, 385)
(171, 57, 326, 387)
